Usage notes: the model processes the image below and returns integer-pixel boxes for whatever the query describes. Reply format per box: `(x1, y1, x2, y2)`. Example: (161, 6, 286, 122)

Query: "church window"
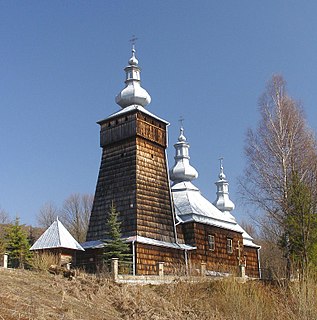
(227, 238, 233, 254)
(208, 235, 215, 251)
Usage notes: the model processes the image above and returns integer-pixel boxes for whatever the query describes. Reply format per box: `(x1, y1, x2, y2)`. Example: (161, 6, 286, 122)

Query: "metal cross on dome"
(129, 35, 138, 48)
(219, 157, 224, 169)
(179, 116, 185, 128)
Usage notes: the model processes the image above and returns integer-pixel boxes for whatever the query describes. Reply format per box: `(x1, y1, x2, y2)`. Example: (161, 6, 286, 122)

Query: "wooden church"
(78, 47, 260, 277)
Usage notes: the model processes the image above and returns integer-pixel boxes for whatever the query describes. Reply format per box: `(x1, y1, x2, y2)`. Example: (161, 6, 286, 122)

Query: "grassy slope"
(0, 268, 317, 320)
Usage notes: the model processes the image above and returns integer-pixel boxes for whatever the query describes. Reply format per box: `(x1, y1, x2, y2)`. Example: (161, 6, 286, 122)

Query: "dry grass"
(28, 252, 60, 271)
(1, 268, 317, 320)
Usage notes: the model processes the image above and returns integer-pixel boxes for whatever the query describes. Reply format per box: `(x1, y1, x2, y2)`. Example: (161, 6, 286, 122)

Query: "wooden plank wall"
(86, 137, 138, 241)
(243, 246, 260, 278)
(181, 222, 259, 277)
(136, 137, 176, 242)
(136, 243, 185, 275)
(87, 110, 176, 243)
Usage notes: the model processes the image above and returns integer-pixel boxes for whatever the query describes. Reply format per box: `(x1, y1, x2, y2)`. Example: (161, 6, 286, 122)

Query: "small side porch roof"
(30, 218, 84, 251)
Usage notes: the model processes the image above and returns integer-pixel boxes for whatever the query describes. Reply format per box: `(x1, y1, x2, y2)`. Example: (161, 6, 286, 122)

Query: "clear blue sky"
(1, 1, 317, 226)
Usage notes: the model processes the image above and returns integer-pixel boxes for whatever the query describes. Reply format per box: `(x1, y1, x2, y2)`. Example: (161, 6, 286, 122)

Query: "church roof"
(172, 181, 241, 232)
(169, 127, 198, 183)
(98, 46, 168, 126)
(81, 235, 196, 251)
(30, 218, 84, 251)
(98, 104, 169, 125)
(172, 183, 259, 248)
(213, 158, 235, 213)
(170, 129, 260, 249)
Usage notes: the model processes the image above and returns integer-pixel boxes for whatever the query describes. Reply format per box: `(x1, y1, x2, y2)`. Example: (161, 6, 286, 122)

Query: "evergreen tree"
(103, 202, 131, 264)
(5, 217, 31, 268)
(285, 172, 317, 277)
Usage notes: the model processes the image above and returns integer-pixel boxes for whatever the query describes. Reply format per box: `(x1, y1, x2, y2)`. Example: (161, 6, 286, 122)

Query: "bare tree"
(37, 202, 58, 228)
(0, 208, 9, 224)
(240, 75, 317, 278)
(239, 220, 258, 239)
(0, 207, 10, 254)
(60, 193, 93, 243)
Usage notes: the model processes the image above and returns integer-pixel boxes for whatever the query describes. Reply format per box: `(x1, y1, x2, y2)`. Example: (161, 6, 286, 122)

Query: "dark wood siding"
(86, 137, 137, 241)
(181, 222, 257, 275)
(136, 243, 184, 275)
(87, 109, 176, 243)
(244, 246, 260, 278)
(136, 137, 176, 242)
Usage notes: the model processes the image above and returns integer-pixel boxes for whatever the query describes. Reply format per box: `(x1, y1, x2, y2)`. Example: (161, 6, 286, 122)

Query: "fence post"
(3, 253, 8, 268)
(158, 262, 164, 277)
(200, 262, 206, 276)
(111, 258, 119, 282)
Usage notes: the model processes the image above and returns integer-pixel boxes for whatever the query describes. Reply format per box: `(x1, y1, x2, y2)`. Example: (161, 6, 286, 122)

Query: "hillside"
(0, 268, 317, 320)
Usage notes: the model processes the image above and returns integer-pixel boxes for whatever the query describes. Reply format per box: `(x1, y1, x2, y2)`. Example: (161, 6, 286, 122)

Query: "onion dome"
(115, 46, 151, 108)
(170, 127, 198, 184)
(213, 159, 235, 213)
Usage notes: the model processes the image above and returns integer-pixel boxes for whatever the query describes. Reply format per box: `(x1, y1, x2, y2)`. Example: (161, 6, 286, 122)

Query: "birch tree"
(240, 75, 317, 278)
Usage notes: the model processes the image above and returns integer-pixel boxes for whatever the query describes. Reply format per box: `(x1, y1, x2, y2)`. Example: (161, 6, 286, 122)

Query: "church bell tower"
(86, 46, 177, 244)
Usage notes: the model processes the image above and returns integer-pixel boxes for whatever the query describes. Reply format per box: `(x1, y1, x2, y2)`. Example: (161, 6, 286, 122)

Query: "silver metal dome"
(115, 46, 151, 109)
(170, 127, 198, 183)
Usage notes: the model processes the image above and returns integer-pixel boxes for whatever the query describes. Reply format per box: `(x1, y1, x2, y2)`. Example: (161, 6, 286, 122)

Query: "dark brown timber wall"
(181, 222, 259, 277)
(86, 110, 176, 243)
(136, 243, 184, 275)
(243, 246, 260, 278)
(136, 137, 175, 242)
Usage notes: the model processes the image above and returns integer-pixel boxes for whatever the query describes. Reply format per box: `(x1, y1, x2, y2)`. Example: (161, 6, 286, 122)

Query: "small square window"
(227, 238, 233, 254)
(208, 235, 215, 251)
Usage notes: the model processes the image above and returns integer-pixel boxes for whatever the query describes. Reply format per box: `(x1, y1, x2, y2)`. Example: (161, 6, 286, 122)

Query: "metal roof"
(172, 181, 260, 248)
(81, 235, 196, 251)
(128, 235, 196, 251)
(115, 46, 152, 109)
(98, 104, 169, 125)
(30, 218, 84, 251)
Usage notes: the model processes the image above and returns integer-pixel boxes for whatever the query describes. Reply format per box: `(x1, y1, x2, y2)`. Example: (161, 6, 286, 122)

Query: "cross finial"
(218, 157, 226, 179)
(219, 157, 224, 170)
(129, 35, 138, 49)
(179, 116, 184, 128)
(236, 240, 244, 265)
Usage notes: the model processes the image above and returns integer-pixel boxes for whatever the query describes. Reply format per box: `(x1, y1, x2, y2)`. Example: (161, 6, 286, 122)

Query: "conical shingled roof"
(30, 218, 84, 251)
